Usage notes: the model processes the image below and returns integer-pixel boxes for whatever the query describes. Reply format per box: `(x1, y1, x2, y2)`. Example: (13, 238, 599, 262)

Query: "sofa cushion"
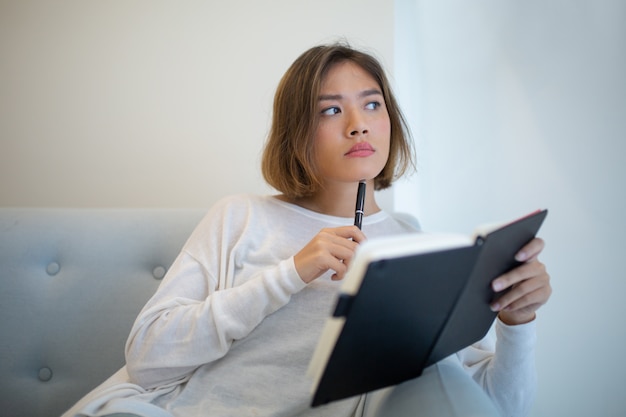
(0, 208, 205, 417)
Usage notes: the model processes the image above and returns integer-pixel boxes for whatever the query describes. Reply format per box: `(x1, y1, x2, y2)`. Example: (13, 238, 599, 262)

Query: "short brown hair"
(261, 43, 415, 199)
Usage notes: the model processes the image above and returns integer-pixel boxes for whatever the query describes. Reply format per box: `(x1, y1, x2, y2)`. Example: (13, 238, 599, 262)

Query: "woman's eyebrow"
(360, 88, 383, 98)
(318, 93, 343, 101)
(318, 89, 383, 102)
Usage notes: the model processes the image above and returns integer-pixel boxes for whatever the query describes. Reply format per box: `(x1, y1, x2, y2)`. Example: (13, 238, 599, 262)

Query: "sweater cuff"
(495, 318, 537, 355)
(281, 256, 308, 293)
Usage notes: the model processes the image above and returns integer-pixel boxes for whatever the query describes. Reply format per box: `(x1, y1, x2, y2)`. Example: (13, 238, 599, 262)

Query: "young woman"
(63, 43, 551, 417)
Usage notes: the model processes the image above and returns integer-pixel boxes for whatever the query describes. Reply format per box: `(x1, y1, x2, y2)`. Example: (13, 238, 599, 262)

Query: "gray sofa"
(0, 208, 206, 417)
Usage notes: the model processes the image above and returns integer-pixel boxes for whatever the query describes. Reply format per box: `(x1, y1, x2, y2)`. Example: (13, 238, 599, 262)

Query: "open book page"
(307, 231, 472, 388)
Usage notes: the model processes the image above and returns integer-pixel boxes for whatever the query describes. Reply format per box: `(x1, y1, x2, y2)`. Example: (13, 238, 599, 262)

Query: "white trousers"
(363, 359, 501, 417)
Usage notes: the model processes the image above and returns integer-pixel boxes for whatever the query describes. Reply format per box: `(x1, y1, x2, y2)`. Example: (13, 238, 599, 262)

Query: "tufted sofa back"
(0, 208, 205, 417)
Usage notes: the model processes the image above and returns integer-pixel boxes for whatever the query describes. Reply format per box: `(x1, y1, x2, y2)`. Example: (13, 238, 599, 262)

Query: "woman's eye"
(321, 106, 340, 116)
(365, 101, 381, 110)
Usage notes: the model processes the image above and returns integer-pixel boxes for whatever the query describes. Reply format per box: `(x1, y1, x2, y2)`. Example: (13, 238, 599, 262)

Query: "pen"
(354, 180, 366, 230)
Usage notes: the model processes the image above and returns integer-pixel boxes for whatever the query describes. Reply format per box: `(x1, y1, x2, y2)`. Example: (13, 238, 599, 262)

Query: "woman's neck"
(281, 180, 380, 218)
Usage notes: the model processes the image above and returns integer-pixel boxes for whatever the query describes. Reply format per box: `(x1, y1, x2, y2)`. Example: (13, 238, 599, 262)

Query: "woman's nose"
(347, 110, 369, 137)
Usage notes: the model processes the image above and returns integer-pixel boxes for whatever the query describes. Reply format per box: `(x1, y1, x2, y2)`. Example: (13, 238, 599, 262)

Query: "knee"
(364, 362, 500, 417)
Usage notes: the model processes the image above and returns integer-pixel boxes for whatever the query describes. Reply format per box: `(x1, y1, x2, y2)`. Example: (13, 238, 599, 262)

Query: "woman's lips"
(345, 142, 375, 157)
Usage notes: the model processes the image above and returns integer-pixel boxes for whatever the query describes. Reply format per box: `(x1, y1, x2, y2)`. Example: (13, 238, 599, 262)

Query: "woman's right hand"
(294, 226, 366, 283)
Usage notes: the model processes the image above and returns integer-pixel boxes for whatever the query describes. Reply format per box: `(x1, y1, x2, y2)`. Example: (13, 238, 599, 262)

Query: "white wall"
(0, 0, 395, 209)
(396, 1, 626, 416)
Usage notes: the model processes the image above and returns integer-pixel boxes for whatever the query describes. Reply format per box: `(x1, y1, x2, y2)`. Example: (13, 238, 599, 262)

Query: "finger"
(495, 283, 552, 317)
(324, 226, 367, 244)
(330, 243, 358, 268)
(303, 238, 356, 280)
(491, 272, 550, 312)
(327, 239, 364, 280)
(515, 237, 545, 262)
(492, 260, 547, 292)
(503, 286, 551, 313)
(328, 257, 349, 280)
(298, 246, 349, 282)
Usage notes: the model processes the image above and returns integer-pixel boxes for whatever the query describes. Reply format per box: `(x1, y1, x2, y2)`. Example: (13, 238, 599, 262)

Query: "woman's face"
(312, 61, 391, 187)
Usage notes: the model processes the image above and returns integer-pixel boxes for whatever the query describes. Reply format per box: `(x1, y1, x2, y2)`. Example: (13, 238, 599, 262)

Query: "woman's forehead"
(320, 61, 381, 94)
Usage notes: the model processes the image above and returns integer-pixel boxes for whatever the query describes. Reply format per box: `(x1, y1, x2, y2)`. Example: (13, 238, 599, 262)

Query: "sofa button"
(152, 266, 166, 280)
(38, 367, 53, 382)
(46, 262, 61, 276)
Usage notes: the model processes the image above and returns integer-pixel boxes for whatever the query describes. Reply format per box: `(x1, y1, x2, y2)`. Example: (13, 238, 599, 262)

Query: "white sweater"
(63, 194, 536, 417)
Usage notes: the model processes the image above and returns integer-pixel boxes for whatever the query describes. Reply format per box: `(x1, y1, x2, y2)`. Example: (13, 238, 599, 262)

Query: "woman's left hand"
(490, 237, 552, 325)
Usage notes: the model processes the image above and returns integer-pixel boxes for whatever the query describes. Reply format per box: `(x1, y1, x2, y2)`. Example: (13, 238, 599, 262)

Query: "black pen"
(354, 180, 366, 230)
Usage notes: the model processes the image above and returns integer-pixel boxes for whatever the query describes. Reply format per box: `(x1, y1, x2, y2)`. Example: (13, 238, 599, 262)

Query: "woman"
(63, 43, 551, 417)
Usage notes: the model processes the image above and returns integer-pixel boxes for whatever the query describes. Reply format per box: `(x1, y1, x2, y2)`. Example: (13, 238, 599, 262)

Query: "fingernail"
(492, 281, 503, 292)
(490, 303, 500, 312)
(516, 251, 527, 262)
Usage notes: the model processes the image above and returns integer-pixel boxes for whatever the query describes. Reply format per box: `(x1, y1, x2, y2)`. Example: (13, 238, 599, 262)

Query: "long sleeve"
(125, 254, 306, 389)
(124, 197, 308, 389)
(457, 319, 537, 417)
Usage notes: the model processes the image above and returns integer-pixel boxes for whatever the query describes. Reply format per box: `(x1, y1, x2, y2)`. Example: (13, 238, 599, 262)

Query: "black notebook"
(308, 209, 548, 407)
